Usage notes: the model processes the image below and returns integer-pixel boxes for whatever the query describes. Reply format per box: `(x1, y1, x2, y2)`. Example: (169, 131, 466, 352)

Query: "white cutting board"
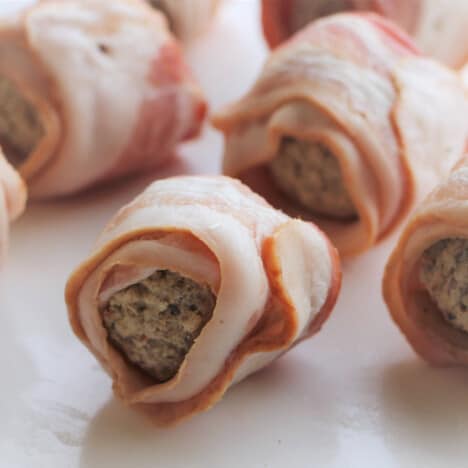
(1, 1, 468, 467)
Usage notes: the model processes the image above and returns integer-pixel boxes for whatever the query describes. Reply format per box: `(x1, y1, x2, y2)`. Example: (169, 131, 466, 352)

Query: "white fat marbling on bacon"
(383, 161, 468, 366)
(24, 0, 168, 196)
(0, 149, 26, 263)
(149, 0, 219, 39)
(413, 0, 468, 68)
(68, 176, 338, 420)
(0, 0, 205, 197)
(214, 13, 468, 256)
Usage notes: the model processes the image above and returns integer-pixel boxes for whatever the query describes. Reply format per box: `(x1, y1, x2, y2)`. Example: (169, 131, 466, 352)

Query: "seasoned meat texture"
(420, 238, 468, 333)
(289, 0, 351, 35)
(0, 76, 43, 167)
(269, 137, 357, 219)
(102, 270, 216, 382)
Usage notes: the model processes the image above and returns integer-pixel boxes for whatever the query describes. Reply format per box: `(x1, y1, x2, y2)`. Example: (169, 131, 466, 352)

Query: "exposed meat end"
(420, 238, 468, 333)
(269, 136, 357, 219)
(102, 269, 216, 382)
(0, 76, 43, 168)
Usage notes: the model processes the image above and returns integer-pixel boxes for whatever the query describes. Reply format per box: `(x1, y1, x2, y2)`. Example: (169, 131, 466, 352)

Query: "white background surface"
(2, 1, 468, 467)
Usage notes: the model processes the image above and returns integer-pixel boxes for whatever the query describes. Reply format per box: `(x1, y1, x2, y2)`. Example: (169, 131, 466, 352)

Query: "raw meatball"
(420, 238, 468, 333)
(269, 137, 357, 219)
(102, 269, 216, 382)
(0, 76, 43, 167)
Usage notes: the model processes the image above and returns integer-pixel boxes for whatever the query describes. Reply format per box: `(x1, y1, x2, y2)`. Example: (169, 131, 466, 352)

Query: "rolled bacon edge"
(261, 0, 468, 68)
(213, 13, 468, 257)
(383, 158, 468, 365)
(0, 0, 206, 199)
(462, 64, 468, 89)
(147, 0, 220, 40)
(65, 176, 340, 425)
(0, 147, 26, 262)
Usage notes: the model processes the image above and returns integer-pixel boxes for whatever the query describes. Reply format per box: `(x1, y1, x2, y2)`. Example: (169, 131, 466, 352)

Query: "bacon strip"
(213, 14, 468, 257)
(462, 64, 468, 88)
(147, 0, 220, 40)
(262, 0, 468, 68)
(66, 176, 341, 425)
(383, 159, 468, 365)
(0, 147, 26, 264)
(0, 0, 206, 198)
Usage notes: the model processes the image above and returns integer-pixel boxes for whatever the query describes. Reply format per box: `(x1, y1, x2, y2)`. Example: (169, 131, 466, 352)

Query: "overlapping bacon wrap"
(213, 13, 468, 257)
(0, 148, 26, 263)
(0, 0, 206, 199)
(462, 64, 468, 89)
(66, 176, 340, 425)
(147, 0, 220, 39)
(383, 159, 468, 365)
(262, 0, 468, 68)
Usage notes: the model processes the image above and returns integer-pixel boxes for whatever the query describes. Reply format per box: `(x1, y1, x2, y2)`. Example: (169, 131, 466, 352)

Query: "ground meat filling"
(420, 238, 468, 333)
(269, 137, 357, 219)
(101, 269, 216, 382)
(0, 76, 44, 168)
(289, 0, 352, 35)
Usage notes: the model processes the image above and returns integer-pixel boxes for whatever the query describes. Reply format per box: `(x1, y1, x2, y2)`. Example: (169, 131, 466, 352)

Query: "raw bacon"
(262, 0, 468, 67)
(147, 0, 220, 40)
(0, 0, 206, 198)
(213, 14, 468, 257)
(66, 175, 341, 425)
(462, 63, 468, 88)
(0, 147, 26, 263)
(383, 159, 468, 365)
